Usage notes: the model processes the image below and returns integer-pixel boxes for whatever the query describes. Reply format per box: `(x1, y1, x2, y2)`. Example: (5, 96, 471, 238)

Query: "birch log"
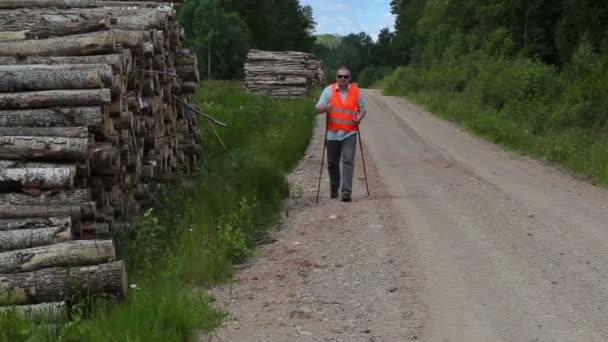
(9, 8, 172, 31)
(0, 107, 103, 129)
(0, 0, 97, 9)
(0, 89, 111, 109)
(0, 136, 88, 161)
(0, 261, 126, 305)
(0, 189, 89, 205)
(0, 225, 71, 252)
(0, 216, 70, 231)
(0, 127, 88, 138)
(0, 30, 115, 56)
(0, 203, 95, 220)
(0, 55, 124, 74)
(0, 301, 67, 322)
(0, 239, 114, 273)
(0, 12, 111, 41)
(0, 64, 113, 92)
(0, 166, 76, 191)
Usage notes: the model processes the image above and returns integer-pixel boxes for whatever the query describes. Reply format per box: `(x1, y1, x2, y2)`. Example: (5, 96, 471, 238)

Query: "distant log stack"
(244, 49, 324, 98)
(0, 0, 200, 312)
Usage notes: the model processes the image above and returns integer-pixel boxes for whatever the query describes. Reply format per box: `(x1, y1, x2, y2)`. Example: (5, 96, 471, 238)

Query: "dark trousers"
(327, 134, 357, 195)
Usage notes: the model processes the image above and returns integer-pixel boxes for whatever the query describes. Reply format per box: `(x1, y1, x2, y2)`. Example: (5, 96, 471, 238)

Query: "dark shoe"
(342, 194, 351, 202)
(330, 190, 339, 199)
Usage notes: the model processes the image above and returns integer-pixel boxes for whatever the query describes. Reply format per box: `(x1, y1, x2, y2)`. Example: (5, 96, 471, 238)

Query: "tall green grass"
(381, 42, 608, 184)
(0, 81, 315, 341)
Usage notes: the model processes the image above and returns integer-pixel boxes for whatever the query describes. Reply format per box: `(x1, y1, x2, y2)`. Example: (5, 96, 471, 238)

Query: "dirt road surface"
(204, 90, 608, 342)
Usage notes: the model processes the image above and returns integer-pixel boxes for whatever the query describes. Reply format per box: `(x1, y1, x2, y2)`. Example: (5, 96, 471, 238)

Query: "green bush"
(381, 40, 608, 185)
(358, 66, 394, 88)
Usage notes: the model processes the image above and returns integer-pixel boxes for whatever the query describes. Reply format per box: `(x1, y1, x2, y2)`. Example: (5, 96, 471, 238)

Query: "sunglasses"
(337, 75, 351, 79)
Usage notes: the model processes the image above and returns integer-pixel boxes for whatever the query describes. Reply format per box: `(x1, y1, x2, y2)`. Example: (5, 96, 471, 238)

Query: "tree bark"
(0, 127, 88, 138)
(0, 30, 153, 57)
(0, 161, 87, 180)
(0, 107, 103, 129)
(0, 11, 110, 41)
(0, 202, 95, 220)
(0, 239, 114, 273)
(0, 55, 124, 74)
(0, 166, 76, 191)
(0, 301, 67, 322)
(0, 0, 97, 9)
(0, 30, 115, 56)
(0, 64, 113, 91)
(97, 1, 173, 8)
(0, 89, 111, 109)
(0, 261, 126, 305)
(0, 225, 71, 252)
(0, 189, 90, 205)
(0, 216, 70, 231)
(0, 136, 88, 161)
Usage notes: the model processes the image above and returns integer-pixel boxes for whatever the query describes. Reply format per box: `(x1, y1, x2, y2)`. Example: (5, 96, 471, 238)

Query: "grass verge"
(0, 81, 315, 342)
(380, 50, 608, 185)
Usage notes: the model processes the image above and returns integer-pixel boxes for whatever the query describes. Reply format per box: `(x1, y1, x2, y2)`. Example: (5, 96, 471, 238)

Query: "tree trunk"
(0, 64, 114, 91)
(0, 89, 111, 109)
(16, 8, 171, 31)
(0, 239, 114, 273)
(0, 202, 95, 220)
(0, 136, 88, 161)
(0, 30, 115, 56)
(112, 30, 148, 55)
(0, 261, 126, 305)
(0, 55, 124, 74)
(0, 189, 90, 205)
(0, 0, 96, 9)
(0, 225, 71, 252)
(0, 216, 70, 231)
(0, 301, 67, 322)
(0, 127, 88, 138)
(97, 1, 171, 8)
(0, 107, 103, 129)
(0, 12, 110, 41)
(0, 166, 76, 191)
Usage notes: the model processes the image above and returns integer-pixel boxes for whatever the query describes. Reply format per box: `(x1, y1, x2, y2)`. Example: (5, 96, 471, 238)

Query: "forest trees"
(179, 0, 316, 79)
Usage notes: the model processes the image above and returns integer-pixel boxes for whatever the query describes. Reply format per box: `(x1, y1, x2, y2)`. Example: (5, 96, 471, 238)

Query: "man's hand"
(316, 104, 332, 114)
(354, 111, 364, 125)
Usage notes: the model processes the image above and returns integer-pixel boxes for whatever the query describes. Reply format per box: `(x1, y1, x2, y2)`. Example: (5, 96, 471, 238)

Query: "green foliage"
(389, 0, 608, 68)
(315, 34, 343, 49)
(358, 66, 394, 88)
(315, 32, 376, 83)
(379, 0, 608, 184)
(381, 41, 608, 185)
(0, 82, 315, 341)
(179, 0, 316, 79)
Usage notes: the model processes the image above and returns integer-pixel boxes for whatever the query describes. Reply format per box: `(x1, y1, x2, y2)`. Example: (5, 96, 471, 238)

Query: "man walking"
(315, 66, 367, 202)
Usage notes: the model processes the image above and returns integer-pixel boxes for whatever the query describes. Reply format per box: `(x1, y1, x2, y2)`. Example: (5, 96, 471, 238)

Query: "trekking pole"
(357, 128, 370, 196)
(316, 122, 328, 204)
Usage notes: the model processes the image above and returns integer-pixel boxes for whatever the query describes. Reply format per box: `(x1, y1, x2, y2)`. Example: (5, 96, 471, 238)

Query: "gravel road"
(204, 90, 608, 342)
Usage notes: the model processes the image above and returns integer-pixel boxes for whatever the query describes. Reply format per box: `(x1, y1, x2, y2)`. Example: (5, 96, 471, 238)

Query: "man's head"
(336, 66, 351, 88)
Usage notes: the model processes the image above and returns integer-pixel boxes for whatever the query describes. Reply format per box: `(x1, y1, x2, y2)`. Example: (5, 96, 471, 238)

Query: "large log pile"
(244, 49, 324, 98)
(0, 0, 200, 314)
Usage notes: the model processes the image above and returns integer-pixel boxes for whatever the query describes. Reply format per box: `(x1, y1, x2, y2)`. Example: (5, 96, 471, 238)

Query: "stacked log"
(244, 49, 324, 98)
(0, 0, 201, 313)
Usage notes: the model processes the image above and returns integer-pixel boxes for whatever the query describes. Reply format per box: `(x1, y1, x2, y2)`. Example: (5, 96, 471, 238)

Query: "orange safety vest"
(327, 83, 360, 132)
